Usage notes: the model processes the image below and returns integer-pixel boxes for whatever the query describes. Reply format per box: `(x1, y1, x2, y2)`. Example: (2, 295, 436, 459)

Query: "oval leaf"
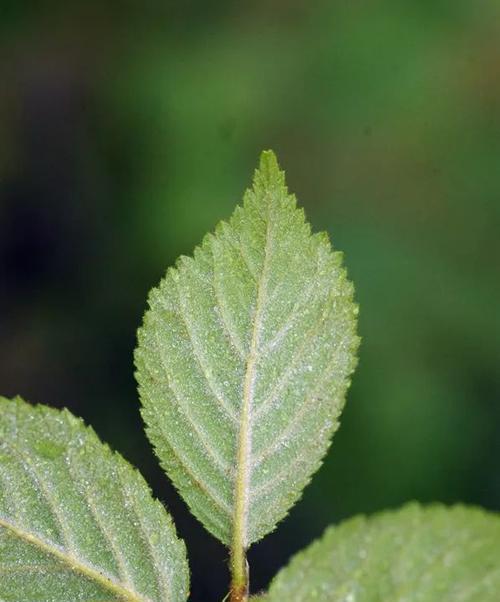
(265, 503, 500, 601)
(135, 150, 359, 547)
(0, 396, 189, 602)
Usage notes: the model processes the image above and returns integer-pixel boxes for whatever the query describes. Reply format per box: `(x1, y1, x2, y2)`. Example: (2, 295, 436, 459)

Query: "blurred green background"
(1, 2, 499, 599)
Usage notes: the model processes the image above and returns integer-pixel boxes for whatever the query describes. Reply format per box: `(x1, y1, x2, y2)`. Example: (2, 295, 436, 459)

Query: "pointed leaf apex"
(259, 149, 279, 172)
(254, 149, 286, 191)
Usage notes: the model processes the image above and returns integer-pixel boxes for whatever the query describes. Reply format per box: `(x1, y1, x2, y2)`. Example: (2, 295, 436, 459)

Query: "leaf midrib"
(0, 517, 152, 602)
(232, 203, 273, 556)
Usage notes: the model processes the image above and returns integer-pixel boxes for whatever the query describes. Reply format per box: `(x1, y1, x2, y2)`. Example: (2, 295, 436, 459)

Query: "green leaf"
(135, 150, 359, 549)
(265, 503, 500, 602)
(0, 396, 189, 602)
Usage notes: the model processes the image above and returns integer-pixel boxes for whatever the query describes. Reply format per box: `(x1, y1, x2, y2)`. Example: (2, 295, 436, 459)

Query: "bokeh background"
(1, 2, 500, 599)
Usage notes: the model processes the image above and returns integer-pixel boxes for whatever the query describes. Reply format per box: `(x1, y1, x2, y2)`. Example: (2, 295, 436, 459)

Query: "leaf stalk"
(230, 551, 248, 602)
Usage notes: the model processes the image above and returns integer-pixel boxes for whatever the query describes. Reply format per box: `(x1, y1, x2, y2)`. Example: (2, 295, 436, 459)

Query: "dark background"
(1, 2, 499, 600)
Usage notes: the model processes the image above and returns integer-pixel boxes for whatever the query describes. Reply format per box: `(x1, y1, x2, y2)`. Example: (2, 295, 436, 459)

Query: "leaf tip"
(259, 148, 279, 170)
(254, 149, 286, 191)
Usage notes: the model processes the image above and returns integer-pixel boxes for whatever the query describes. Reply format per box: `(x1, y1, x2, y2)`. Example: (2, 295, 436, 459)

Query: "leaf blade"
(265, 503, 500, 602)
(0, 396, 189, 602)
(135, 150, 359, 546)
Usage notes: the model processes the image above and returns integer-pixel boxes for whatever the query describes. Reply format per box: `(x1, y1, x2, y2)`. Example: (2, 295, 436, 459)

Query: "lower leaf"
(0, 396, 189, 602)
(265, 503, 500, 601)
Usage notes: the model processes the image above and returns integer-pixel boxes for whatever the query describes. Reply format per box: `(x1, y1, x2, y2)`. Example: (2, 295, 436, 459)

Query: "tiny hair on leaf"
(264, 503, 500, 602)
(135, 150, 359, 598)
(0, 395, 189, 602)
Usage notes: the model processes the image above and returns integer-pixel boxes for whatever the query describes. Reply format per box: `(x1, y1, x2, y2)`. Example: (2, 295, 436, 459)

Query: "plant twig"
(229, 551, 248, 602)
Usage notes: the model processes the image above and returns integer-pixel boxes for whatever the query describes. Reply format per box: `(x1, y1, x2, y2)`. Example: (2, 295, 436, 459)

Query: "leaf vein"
(234, 204, 273, 551)
(158, 284, 238, 425)
(116, 467, 172, 602)
(260, 251, 322, 355)
(152, 327, 234, 478)
(148, 401, 233, 519)
(255, 291, 337, 421)
(63, 450, 133, 589)
(0, 517, 152, 602)
(211, 245, 247, 360)
(0, 437, 75, 555)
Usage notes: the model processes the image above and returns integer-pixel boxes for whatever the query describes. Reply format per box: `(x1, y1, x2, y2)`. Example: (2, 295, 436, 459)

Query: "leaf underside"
(0, 396, 188, 602)
(265, 503, 500, 602)
(135, 150, 359, 546)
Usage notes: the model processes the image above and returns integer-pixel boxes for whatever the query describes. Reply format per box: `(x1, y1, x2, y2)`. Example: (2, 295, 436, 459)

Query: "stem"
(230, 547, 248, 602)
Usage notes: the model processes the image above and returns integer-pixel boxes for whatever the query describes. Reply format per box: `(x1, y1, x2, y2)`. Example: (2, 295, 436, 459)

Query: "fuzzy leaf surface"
(265, 503, 500, 602)
(0, 396, 189, 602)
(135, 150, 359, 546)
